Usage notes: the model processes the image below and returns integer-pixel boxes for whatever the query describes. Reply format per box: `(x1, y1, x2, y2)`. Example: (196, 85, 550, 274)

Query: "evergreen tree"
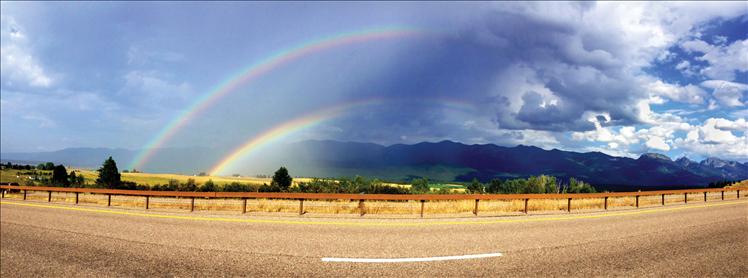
(271, 166, 293, 191)
(51, 165, 70, 187)
(96, 156, 121, 189)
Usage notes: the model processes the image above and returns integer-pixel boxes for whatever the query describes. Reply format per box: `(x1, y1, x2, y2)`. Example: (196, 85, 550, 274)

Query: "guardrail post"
(704, 192, 707, 202)
(242, 198, 247, 214)
(661, 194, 665, 206)
(107, 194, 111, 206)
(721, 191, 724, 200)
(145, 196, 149, 209)
(604, 196, 608, 210)
(75, 192, 79, 204)
(420, 200, 425, 218)
(684, 193, 688, 204)
(567, 198, 572, 212)
(190, 197, 195, 212)
(359, 199, 365, 216)
(635, 195, 639, 208)
(48, 191, 52, 202)
(23, 190, 27, 200)
(524, 198, 529, 214)
(299, 199, 304, 215)
(473, 199, 479, 216)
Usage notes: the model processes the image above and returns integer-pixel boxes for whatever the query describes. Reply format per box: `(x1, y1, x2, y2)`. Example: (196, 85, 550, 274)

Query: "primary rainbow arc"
(128, 26, 424, 171)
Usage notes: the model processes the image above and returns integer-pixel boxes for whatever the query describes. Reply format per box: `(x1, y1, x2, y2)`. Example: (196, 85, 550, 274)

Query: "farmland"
(0, 168, 464, 191)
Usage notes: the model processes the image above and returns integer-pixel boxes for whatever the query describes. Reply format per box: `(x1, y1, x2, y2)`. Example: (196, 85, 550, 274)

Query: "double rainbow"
(207, 97, 477, 176)
(128, 26, 424, 170)
(208, 99, 385, 176)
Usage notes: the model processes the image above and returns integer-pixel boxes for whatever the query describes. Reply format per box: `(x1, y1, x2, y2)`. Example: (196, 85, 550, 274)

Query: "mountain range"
(2, 140, 747, 190)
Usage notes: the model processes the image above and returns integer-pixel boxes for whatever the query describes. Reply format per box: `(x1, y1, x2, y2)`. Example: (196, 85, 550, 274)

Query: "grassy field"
(0, 169, 49, 185)
(0, 168, 464, 191)
(3, 168, 744, 216)
(4, 189, 742, 217)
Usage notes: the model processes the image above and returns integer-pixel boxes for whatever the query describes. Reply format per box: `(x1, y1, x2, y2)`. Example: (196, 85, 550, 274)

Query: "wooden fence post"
(567, 198, 572, 212)
(23, 190, 27, 200)
(704, 192, 707, 202)
(420, 200, 425, 218)
(75, 192, 79, 204)
(604, 196, 608, 210)
(721, 191, 724, 200)
(299, 199, 304, 215)
(661, 194, 665, 206)
(635, 195, 639, 208)
(684, 193, 688, 204)
(242, 198, 247, 214)
(1, 189, 4, 198)
(524, 198, 529, 214)
(107, 194, 111, 206)
(359, 199, 365, 216)
(738, 190, 740, 199)
(190, 197, 195, 212)
(473, 199, 479, 215)
(48, 191, 52, 202)
(145, 196, 149, 209)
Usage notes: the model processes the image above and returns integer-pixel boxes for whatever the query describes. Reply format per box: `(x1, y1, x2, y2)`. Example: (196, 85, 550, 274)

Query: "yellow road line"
(0, 199, 745, 227)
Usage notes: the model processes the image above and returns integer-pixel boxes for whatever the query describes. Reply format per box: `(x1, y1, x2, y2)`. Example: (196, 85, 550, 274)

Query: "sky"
(1, 1, 747, 164)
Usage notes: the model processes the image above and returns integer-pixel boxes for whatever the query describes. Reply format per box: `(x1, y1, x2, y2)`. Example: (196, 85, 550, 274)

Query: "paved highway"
(1, 199, 746, 276)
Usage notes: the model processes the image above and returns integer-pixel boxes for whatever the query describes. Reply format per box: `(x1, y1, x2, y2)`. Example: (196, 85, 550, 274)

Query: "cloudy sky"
(2, 2, 747, 162)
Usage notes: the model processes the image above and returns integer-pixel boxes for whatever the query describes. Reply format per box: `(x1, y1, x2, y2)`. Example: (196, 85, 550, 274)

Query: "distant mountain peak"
(639, 153, 672, 161)
(675, 156, 693, 166)
(701, 157, 734, 168)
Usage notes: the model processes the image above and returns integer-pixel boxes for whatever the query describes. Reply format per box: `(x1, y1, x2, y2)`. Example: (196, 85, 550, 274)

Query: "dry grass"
(71, 169, 320, 187)
(4, 189, 740, 217)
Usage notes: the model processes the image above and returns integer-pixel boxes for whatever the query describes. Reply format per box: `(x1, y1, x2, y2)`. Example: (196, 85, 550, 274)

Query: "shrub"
(222, 182, 257, 192)
(411, 178, 430, 194)
(178, 178, 198, 191)
(199, 179, 216, 192)
(466, 178, 485, 194)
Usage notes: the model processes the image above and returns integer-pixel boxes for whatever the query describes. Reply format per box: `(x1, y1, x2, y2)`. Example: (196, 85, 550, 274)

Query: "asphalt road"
(1, 199, 746, 277)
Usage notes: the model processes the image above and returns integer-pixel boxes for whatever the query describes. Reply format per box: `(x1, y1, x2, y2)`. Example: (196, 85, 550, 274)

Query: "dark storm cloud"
(342, 6, 648, 135)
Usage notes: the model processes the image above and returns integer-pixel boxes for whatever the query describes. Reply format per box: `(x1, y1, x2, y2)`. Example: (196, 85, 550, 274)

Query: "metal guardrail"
(0, 185, 742, 217)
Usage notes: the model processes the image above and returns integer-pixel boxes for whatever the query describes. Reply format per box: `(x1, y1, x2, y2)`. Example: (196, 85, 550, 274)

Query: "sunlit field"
(4, 188, 742, 218)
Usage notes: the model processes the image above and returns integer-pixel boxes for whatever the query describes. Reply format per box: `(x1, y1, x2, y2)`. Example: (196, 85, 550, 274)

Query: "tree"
(411, 177, 430, 193)
(76, 174, 85, 187)
(486, 178, 503, 193)
(271, 166, 292, 191)
(179, 178, 197, 191)
(567, 177, 596, 193)
(199, 179, 216, 192)
(466, 178, 485, 194)
(96, 156, 121, 189)
(69, 171, 78, 186)
(51, 165, 70, 187)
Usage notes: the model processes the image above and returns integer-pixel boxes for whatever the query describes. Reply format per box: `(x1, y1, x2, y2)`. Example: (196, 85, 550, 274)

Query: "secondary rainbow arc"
(128, 26, 424, 171)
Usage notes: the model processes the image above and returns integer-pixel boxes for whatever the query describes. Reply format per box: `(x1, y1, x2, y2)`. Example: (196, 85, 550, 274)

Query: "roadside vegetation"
(4, 158, 744, 195)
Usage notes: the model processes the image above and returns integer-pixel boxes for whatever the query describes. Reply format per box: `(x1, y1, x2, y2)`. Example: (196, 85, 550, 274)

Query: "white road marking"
(321, 252, 503, 263)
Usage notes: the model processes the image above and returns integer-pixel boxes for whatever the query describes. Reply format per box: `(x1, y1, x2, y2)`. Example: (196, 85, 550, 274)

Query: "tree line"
(6, 157, 601, 194)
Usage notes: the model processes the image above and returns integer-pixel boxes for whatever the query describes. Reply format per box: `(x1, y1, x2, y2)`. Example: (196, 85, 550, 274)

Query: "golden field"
(3, 189, 741, 217)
